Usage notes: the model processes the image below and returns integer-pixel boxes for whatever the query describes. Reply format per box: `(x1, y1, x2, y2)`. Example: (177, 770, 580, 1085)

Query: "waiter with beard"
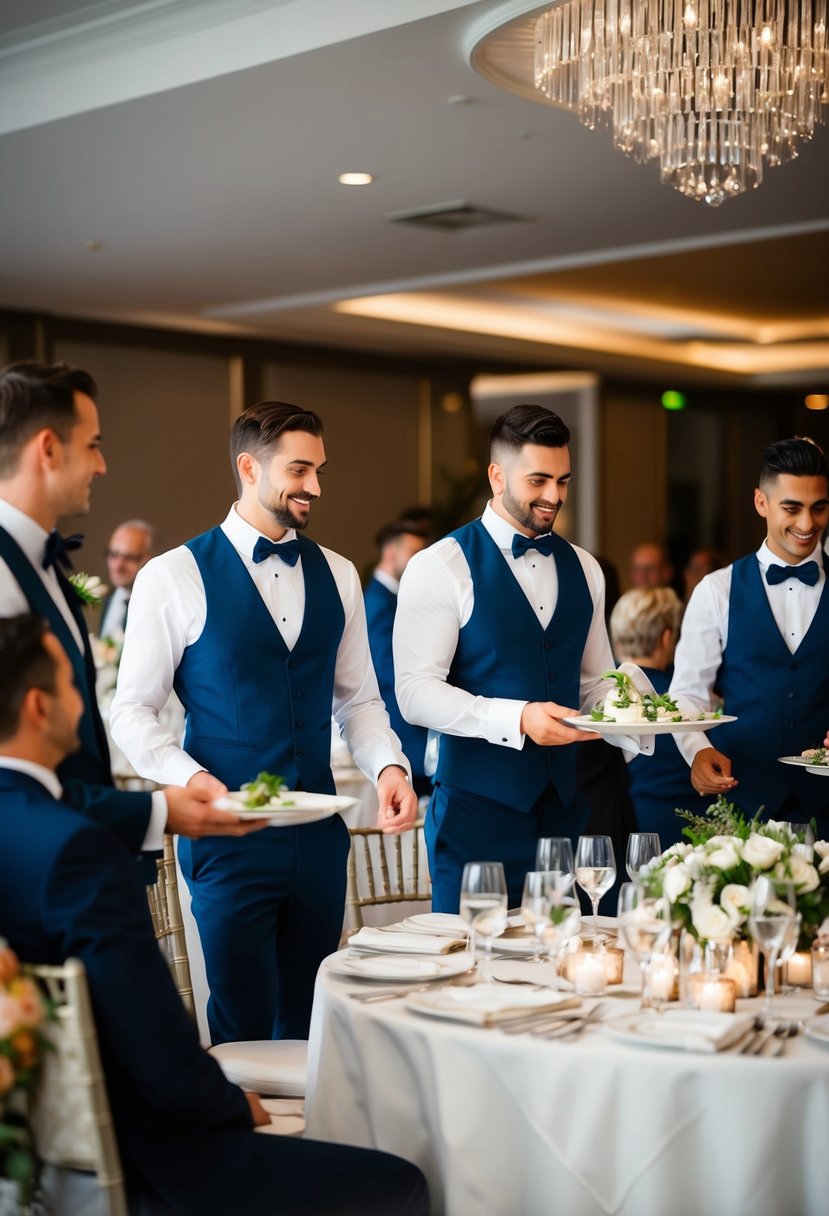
(112, 400, 416, 1043)
(393, 404, 649, 911)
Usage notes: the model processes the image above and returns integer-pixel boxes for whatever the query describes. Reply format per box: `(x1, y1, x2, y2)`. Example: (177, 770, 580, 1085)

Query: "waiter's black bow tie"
(42, 530, 84, 571)
(765, 561, 819, 587)
(512, 533, 556, 559)
(252, 537, 301, 567)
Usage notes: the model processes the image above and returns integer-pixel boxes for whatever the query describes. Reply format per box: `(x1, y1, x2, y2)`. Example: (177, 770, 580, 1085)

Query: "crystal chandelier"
(534, 1, 828, 205)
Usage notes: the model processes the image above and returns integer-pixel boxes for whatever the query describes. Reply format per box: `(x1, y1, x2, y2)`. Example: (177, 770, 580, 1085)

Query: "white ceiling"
(0, 0, 827, 385)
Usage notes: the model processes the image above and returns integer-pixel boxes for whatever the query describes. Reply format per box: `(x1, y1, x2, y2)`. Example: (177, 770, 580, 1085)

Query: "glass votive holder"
(811, 938, 829, 999)
(687, 973, 737, 1013)
(570, 949, 607, 996)
(722, 939, 759, 998)
(783, 950, 812, 989)
(648, 950, 679, 1004)
(559, 940, 624, 987)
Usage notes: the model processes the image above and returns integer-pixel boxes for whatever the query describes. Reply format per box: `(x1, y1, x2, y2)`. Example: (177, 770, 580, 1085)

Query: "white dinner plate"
(807, 764, 829, 778)
(326, 950, 472, 983)
(563, 715, 737, 736)
(803, 1014, 829, 1045)
(778, 755, 829, 777)
(214, 790, 357, 826)
(602, 1009, 754, 1053)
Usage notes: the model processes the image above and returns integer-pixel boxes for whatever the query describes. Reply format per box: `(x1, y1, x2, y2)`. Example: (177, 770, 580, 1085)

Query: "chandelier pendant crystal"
(534, 0, 828, 205)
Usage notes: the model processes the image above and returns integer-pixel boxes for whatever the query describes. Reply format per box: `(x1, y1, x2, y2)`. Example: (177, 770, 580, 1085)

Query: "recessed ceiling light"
(338, 172, 373, 186)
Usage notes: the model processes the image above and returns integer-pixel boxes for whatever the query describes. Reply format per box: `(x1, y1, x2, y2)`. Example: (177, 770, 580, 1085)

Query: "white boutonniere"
(68, 572, 108, 607)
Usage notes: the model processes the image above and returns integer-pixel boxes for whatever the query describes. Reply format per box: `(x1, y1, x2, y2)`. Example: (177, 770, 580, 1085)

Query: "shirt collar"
(222, 504, 297, 560)
(0, 757, 62, 800)
(481, 501, 543, 553)
(373, 569, 399, 595)
(0, 499, 50, 568)
(756, 539, 824, 570)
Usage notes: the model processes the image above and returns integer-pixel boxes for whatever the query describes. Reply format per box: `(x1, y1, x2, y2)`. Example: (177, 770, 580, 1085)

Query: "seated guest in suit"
(99, 518, 155, 638)
(365, 520, 431, 796)
(610, 587, 695, 848)
(0, 614, 428, 1216)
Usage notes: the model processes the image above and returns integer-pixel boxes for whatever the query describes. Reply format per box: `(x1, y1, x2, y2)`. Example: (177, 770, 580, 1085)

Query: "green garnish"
(601, 669, 632, 708)
(240, 771, 289, 808)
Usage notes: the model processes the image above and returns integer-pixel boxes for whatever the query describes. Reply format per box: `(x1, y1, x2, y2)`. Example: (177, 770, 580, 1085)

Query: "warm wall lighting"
(338, 172, 374, 186)
(805, 394, 829, 411)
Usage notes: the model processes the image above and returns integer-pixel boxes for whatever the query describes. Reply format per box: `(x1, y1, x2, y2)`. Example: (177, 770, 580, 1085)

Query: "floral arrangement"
(68, 572, 107, 608)
(639, 798, 829, 947)
(0, 940, 50, 1206)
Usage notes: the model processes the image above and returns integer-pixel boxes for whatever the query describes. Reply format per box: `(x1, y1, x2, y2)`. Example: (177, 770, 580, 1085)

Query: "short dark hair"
(759, 437, 828, 489)
(229, 400, 323, 494)
(0, 361, 97, 478)
(490, 404, 570, 459)
(374, 519, 430, 551)
(0, 615, 56, 742)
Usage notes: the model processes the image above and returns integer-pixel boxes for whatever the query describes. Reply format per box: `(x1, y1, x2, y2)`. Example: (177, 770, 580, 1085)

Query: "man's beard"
(502, 485, 557, 535)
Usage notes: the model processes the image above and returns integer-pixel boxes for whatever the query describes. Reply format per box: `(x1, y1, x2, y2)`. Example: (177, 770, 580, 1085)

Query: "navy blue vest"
(364, 577, 428, 777)
(174, 528, 344, 793)
(714, 552, 829, 820)
(436, 520, 592, 813)
(0, 524, 112, 785)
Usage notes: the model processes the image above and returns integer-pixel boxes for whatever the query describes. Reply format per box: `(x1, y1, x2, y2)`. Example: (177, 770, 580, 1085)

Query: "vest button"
(787, 692, 794, 699)
(294, 691, 303, 700)
(790, 661, 798, 670)
(296, 720, 304, 728)
(296, 750, 304, 759)
(543, 642, 551, 651)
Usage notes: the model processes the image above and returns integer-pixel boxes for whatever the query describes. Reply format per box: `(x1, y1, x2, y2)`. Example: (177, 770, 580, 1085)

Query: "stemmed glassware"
(617, 882, 672, 1010)
(459, 861, 508, 982)
(535, 837, 576, 900)
(541, 893, 581, 990)
(749, 876, 798, 1022)
(521, 871, 552, 963)
(625, 832, 662, 880)
(780, 822, 816, 848)
(575, 835, 616, 941)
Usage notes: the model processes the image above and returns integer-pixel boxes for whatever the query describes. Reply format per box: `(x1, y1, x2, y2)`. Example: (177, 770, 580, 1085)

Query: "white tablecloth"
(306, 930, 829, 1216)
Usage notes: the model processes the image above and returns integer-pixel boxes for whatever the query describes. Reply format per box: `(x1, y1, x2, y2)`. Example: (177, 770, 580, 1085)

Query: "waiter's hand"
(520, 702, 600, 747)
(244, 1092, 272, 1127)
(163, 773, 269, 837)
(824, 731, 829, 748)
(376, 765, 419, 835)
(691, 747, 738, 796)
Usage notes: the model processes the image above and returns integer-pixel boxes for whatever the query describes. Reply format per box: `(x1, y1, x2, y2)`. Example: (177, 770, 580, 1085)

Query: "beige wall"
(600, 393, 668, 587)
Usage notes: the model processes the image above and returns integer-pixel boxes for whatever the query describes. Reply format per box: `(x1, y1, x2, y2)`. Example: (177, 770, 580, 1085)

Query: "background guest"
(99, 518, 155, 638)
(682, 546, 726, 602)
(610, 587, 695, 847)
(628, 541, 673, 590)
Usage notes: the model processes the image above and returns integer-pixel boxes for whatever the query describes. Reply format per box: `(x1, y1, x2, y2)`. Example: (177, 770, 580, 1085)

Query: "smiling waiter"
(394, 403, 649, 911)
(670, 437, 829, 837)
(111, 400, 416, 1043)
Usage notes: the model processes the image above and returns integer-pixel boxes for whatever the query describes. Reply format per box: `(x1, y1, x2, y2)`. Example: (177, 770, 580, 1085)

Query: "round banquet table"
(305, 926, 829, 1216)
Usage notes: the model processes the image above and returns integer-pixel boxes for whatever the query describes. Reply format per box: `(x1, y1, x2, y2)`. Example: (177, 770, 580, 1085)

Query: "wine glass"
(459, 861, 508, 982)
(776, 911, 802, 995)
(540, 892, 581, 990)
(617, 882, 672, 1010)
(625, 832, 662, 880)
(535, 837, 575, 900)
(780, 821, 816, 848)
(575, 835, 616, 941)
(521, 872, 552, 963)
(749, 876, 797, 1022)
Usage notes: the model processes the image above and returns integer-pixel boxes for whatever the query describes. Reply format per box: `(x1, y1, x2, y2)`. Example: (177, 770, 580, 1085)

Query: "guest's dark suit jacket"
(0, 768, 427, 1216)
(364, 577, 428, 779)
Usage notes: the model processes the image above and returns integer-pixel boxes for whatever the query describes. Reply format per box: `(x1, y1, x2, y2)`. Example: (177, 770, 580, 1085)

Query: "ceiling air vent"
(387, 200, 529, 232)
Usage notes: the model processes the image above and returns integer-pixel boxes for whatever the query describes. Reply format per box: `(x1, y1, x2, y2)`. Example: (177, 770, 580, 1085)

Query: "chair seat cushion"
(208, 1040, 308, 1097)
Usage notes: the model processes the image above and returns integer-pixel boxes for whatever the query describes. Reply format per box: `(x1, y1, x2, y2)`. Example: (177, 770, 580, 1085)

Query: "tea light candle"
(572, 952, 606, 995)
(649, 953, 678, 1003)
(784, 951, 812, 988)
(688, 974, 736, 1013)
(560, 943, 624, 985)
(811, 947, 829, 999)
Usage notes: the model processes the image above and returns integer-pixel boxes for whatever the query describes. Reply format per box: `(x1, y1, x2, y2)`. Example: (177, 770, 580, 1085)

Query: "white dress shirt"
(0, 756, 62, 800)
(670, 539, 827, 763)
(99, 585, 130, 639)
(111, 505, 408, 788)
(394, 503, 649, 755)
(0, 497, 166, 848)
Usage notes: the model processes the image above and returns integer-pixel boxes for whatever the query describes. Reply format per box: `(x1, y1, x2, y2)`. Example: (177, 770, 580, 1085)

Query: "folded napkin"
(380, 915, 467, 940)
(349, 927, 467, 955)
(406, 985, 581, 1026)
(611, 1010, 755, 1053)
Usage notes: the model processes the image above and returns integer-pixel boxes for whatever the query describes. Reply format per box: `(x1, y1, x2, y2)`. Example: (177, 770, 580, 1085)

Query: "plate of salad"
(214, 772, 357, 825)
(564, 665, 736, 735)
(779, 747, 829, 777)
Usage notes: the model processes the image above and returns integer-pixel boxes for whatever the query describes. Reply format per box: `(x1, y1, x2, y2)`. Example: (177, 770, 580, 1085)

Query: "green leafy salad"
(240, 772, 295, 809)
(590, 670, 724, 725)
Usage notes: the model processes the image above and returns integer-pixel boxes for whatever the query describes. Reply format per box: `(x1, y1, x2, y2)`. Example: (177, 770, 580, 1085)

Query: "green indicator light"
(661, 390, 686, 411)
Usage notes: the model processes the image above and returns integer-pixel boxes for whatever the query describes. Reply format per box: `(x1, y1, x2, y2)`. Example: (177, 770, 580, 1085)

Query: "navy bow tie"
(252, 537, 301, 567)
(765, 561, 819, 587)
(42, 530, 84, 571)
(512, 532, 556, 559)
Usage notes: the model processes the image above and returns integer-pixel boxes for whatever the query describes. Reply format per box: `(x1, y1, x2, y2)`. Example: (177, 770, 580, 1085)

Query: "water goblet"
(521, 871, 552, 963)
(535, 837, 575, 897)
(617, 882, 672, 1010)
(575, 835, 616, 941)
(776, 911, 802, 995)
(459, 861, 508, 982)
(625, 832, 662, 880)
(749, 876, 797, 1023)
(540, 893, 581, 991)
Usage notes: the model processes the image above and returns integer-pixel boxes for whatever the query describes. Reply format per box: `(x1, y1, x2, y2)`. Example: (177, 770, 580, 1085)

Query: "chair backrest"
(28, 958, 128, 1216)
(146, 835, 196, 1019)
(345, 820, 431, 929)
